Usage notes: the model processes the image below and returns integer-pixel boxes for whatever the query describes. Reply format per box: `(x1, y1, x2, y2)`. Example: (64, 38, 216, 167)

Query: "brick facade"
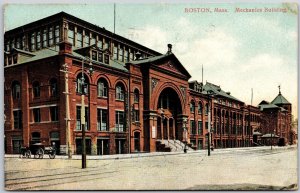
(4, 12, 294, 155)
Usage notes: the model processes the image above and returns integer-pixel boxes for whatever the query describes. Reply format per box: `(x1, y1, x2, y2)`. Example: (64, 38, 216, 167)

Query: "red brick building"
(4, 12, 294, 155)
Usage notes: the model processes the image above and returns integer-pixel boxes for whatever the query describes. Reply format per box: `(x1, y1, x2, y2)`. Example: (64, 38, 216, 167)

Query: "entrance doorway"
(115, 139, 126, 154)
(75, 138, 92, 155)
(134, 132, 140, 152)
(97, 138, 110, 155)
(157, 87, 182, 140)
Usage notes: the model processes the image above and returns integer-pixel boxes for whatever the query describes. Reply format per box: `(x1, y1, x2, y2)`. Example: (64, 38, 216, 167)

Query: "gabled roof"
(259, 104, 280, 111)
(258, 100, 269, 105)
(130, 53, 191, 79)
(271, 93, 291, 105)
(202, 82, 243, 103)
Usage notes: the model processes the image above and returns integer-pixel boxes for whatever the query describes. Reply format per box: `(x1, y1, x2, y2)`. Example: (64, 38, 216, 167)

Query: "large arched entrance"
(156, 87, 182, 140)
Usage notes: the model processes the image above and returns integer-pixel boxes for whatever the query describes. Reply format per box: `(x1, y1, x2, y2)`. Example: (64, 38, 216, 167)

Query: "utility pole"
(61, 63, 72, 159)
(81, 60, 86, 169)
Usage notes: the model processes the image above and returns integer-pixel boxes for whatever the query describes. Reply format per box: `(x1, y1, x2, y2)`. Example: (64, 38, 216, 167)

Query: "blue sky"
(4, 3, 298, 118)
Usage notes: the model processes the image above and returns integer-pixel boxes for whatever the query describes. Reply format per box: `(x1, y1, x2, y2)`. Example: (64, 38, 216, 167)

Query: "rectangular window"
(42, 29, 47, 48)
(113, 46, 118, 60)
(11, 39, 15, 49)
(76, 30, 83, 48)
(198, 105, 202, 114)
(205, 121, 208, 130)
(36, 31, 41, 49)
(92, 51, 97, 60)
(21, 36, 25, 49)
(50, 106, 58, 122)
(198, 121, 203, 135)
(190, 120, 195, 134)
(104, 39, 109, 50)
(133, 109, 139, 122)
(13, 110, 22, 129)
(124, 49, 129, 62)
(49, 27, 54, 46)
(190, 103, 195, 113)
(67, 26, 75, 45)
(97, 40, 103, 49)
(33, 108, 41, 123)
(84, 33, 90, 47)
(76, 106, 89, 130)
(16, 37, 21, 49)
(104, 54, 109, 64)
(55, 25, 60, 43)
(30, 32, 35, 51)
(129, 52, 134, 61)
(97, 109, 108, 131)
(98, 52, 103, 63)
(119, 48, 124, 62)
(91, 34, 96, 45)
(115, 111, 125, 132)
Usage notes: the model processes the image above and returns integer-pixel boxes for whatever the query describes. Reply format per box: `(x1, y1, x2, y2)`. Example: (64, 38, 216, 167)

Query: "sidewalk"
(5, 145, 296, 160)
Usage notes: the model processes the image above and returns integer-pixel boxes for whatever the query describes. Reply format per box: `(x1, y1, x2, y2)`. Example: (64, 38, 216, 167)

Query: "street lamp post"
(207, 90, 214, 156)
(81, 59, 93, 169)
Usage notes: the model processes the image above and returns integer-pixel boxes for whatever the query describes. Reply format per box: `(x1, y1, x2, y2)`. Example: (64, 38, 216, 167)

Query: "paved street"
(5, 146, 298, 190)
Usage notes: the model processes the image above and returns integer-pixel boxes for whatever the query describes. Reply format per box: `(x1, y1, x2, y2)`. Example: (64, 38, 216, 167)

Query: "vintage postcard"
(3, 2, 298, 191)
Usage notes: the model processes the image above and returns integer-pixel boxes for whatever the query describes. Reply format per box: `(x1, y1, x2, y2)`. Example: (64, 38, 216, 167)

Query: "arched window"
(49, 78, 58, 96)
(205, 103, 209, 115)
(134, 89, 139, 103)
(198, 102, 203, 114)
(116, 83, 125, 101)
(97, 78, 108, 97)
(12, 81, 21, 99)
(190, 101, 195, 113)
(32, 81, 40, 98)
(76, 74, 89, 94)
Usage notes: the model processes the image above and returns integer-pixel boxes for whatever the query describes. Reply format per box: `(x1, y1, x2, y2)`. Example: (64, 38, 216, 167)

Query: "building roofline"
(5, 11, 162, 56)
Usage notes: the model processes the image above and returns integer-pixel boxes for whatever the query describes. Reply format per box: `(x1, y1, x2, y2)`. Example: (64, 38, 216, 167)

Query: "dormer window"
(92, 51, 97, 60)
(104, 54, 109, 64)
(98, 52, 103, 63)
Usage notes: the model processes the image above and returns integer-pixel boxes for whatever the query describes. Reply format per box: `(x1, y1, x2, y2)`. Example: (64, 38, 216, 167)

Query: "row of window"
(32, 106, 59, 123)
(5, 25, 60, 52)
(11, 79, 57, 100)
(67, 25, 149, 62)
(13, 106, 58, 129)
(190, 120, 205, 135)
(190, 102, 209, 115)
(76, 76, 140, 102)
(75, 107, 131, 132)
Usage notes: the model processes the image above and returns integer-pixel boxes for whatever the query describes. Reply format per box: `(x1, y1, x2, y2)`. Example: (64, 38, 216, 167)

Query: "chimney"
(135, 51, 142, 60)
(167, 44, 172, 54)
(59, 41, 72, 55)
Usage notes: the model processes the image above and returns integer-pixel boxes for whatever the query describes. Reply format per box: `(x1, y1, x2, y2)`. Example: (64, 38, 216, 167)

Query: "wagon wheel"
(25, 150, 31, 158)
(49, 150, 56, 159)
(34, 148, 44, 159)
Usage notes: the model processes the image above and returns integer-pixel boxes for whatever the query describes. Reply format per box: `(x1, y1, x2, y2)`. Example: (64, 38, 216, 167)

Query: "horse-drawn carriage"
(19, 143, 56, 159)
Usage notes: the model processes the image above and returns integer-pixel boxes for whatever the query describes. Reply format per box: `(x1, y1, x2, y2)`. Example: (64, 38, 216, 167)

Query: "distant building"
(4, 12, 294, 155)
(258, 89, 292, 146)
